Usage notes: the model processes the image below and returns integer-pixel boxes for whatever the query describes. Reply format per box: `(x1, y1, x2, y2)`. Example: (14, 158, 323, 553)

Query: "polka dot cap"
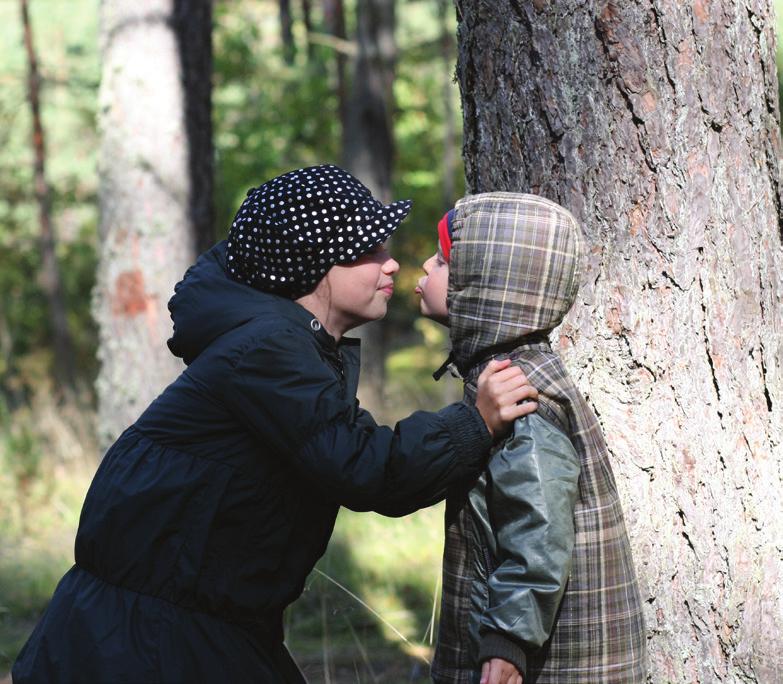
(226, 164, 413, 297)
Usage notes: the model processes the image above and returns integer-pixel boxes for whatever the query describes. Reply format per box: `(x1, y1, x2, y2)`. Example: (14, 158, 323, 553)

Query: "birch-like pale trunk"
(455, 1, 783, 681)
(94, 0, 212, 449)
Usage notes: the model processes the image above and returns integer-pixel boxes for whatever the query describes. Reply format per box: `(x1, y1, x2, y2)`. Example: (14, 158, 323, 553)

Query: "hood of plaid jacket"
(448, 192, 584, 374)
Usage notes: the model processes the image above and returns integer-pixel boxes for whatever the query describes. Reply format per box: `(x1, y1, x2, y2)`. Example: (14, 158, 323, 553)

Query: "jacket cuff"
(439, 401, 493, 470)
(478, 632, 527, 676)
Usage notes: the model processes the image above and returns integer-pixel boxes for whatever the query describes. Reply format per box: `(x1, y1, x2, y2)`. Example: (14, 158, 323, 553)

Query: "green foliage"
(0, 0, 466, 394)
(0, 389, 96, 673)
(0, 0, 99, 396)
(213, 3, 342, 236)
(211, 0, 465, 347)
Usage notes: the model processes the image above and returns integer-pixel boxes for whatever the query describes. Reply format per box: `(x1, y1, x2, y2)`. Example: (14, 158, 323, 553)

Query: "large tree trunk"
(343, 0, 397, 415)
(94, 0, 213, 449)
(455, 1, 783, 681)
(20, 0, 76, 390)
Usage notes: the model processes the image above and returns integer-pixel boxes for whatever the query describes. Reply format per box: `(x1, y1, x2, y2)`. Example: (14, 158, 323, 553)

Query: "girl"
(12, 166, 538, 684)
(417, 193, 647, 684)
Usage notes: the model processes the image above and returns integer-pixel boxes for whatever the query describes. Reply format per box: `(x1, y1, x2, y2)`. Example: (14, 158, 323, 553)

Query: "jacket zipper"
(482, 544, 497, 575)
(323, 348, 346, 395)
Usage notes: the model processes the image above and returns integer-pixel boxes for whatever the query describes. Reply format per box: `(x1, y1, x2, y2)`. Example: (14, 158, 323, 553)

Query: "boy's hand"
(475, 358, 538, 441)
(480, 657, 523, 684)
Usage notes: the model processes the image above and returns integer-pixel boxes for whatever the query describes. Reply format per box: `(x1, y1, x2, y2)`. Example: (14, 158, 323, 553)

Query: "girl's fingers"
(501, 399, 538, 421)
(482, 358, 512, 376)
(486, 364, 527, 385)
(489, 378, 539, 407)
(508, 384, 539, 404)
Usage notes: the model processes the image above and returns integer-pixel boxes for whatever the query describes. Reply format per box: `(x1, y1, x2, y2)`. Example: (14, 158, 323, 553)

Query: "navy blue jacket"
(12, 242, 491, 683)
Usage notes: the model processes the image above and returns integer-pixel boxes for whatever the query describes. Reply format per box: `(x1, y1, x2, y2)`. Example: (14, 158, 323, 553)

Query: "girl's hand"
(475, 358, 538, 441)
(480, 657, 523, 684)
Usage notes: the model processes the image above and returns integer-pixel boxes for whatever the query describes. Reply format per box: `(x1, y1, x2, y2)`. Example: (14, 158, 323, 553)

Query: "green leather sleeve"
(479, 412, 580, 654)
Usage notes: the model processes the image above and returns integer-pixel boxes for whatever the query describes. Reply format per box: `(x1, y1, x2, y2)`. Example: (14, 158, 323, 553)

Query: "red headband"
(437, 210, 454, 262)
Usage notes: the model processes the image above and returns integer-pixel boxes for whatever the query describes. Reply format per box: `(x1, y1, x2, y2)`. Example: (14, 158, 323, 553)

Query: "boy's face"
(416, 249, 449, 325)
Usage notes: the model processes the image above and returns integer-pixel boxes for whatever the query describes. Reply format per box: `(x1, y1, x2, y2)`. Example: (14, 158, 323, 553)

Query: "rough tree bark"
(455, 1, 783, 681)
(343, 0, 397, 414)
(20, 0, 75, 389)
(94, 0, 213, 449)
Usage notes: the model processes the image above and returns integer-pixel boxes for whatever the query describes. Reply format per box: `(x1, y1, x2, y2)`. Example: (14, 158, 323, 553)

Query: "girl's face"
(320, 243, 399, 335)
(416, 249, 449, 325)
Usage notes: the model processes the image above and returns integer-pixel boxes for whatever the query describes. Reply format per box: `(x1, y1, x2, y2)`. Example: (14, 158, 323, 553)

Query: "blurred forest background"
(0, 0, 466, 680)
(1, 0, 782, 682)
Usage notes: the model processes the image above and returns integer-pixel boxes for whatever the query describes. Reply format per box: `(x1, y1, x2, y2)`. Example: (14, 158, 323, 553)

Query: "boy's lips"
(379, 283, 394, 296)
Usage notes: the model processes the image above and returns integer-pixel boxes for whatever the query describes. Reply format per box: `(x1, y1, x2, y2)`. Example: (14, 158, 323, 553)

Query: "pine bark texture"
(94, 0, 212, 448)
(455, 1, 783, 682)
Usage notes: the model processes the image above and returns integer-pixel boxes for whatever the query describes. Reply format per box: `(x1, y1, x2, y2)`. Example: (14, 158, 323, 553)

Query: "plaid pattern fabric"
(433, 193, 646, 683)
(448, 193, 584, 373)
(432, 491, 477, 684)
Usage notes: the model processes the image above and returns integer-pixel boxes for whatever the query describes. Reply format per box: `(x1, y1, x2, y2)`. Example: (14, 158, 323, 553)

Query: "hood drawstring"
(432, 351, 457, 381)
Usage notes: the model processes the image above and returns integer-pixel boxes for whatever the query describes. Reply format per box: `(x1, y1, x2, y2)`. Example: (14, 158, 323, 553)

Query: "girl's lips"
(380, 285, 394, 296)
(414, 286, 422, 295)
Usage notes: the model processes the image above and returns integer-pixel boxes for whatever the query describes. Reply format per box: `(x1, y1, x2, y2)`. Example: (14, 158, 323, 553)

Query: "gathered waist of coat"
(70, 563, 285, 644)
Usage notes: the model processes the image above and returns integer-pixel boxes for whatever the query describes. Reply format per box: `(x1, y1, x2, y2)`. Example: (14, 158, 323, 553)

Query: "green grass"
(0, 457, 92, 674)
(287, 506, 446, 682)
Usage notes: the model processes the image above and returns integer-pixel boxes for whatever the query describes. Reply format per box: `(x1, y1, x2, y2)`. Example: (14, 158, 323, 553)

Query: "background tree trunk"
(279, 0, 296, 65)
(94, 0, 212, 449)
(172, 0, 214, 255)
(20, 0, 75, 390)
(438, 0, 457, 208)
(301, 0, 315, 61)
(343, 0, 397, 415)
(323, 0, 348, 151)
(455, 0, 783, 681)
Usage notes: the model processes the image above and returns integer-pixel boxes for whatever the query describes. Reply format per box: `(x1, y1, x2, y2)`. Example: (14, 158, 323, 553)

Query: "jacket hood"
(167, 240, 304, 364)
(448, 193, 584, 373)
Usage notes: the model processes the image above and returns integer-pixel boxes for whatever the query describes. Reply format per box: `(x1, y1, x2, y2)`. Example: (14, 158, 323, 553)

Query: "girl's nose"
(383, 256, 400, 275)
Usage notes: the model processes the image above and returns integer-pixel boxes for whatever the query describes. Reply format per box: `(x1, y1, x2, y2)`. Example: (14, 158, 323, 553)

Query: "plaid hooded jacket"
(432, 193, 647, 683)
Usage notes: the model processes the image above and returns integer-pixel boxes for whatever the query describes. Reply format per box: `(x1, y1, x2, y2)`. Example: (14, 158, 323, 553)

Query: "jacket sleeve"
(477, 412, 580, 673)
(223, 328, 492, 513)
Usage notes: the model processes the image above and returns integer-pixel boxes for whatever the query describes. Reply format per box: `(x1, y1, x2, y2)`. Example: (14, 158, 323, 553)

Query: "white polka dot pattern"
(226, 164, 413, 297)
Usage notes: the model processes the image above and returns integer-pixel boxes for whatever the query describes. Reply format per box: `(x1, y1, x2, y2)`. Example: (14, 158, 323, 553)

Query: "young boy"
(416, 193, 647, 684)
